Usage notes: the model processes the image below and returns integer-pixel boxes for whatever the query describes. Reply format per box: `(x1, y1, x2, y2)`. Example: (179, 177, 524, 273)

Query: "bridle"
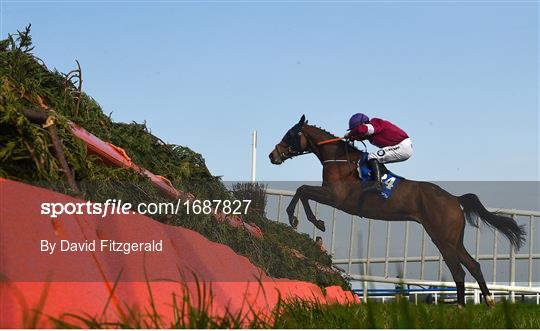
(278, 125, 364, 175)
(276, 143, 311, 160)
(275, 129, 311, 160)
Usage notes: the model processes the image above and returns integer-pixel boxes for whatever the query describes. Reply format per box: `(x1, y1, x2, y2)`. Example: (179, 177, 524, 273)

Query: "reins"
(317, 137, 344, 145)
(344, 140, 354, 174)
(297, 126, 365, 175)
(317, 136, 367, 151)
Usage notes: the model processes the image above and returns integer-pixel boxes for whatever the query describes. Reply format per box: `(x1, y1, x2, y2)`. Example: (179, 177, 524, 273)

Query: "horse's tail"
(458, 193, 526, 250)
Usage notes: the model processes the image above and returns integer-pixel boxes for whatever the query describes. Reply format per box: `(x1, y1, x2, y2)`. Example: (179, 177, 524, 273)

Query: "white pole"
(251, 130, 257, 182)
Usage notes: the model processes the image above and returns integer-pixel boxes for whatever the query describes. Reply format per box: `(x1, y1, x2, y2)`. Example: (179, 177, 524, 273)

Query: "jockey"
(345, 113, 413, 192)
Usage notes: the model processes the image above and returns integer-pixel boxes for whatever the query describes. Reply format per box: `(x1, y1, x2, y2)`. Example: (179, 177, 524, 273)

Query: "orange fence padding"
(69, 122, 263, 238)
(0, 179, 358, 328)
(70, 123, 133, 168)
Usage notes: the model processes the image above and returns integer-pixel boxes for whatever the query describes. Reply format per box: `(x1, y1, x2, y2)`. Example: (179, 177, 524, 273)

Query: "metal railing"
(265, 188, 540, 304)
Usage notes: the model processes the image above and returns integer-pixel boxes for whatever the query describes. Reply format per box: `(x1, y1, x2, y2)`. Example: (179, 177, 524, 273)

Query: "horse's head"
(269, 115, 310, 165)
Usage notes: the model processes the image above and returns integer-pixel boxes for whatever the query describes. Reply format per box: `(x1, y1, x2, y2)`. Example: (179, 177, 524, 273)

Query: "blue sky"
(2, 1, 538, 181)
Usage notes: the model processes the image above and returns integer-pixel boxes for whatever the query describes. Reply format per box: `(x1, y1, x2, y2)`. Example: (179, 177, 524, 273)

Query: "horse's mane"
(305, 124, 362, 152)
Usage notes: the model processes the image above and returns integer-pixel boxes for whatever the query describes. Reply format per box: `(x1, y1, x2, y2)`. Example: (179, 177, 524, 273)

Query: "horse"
(268, 115, 525, 307)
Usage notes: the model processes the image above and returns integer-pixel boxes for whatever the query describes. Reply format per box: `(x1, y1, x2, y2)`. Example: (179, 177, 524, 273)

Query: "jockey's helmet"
(348, 113, 370, 130)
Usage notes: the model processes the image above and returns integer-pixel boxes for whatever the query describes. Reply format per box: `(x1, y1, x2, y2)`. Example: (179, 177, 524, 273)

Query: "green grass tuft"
(47, 297, 540, 329)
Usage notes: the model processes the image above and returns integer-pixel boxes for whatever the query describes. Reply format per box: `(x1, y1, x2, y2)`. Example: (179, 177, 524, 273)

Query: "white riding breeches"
(368, 138, 413, 164)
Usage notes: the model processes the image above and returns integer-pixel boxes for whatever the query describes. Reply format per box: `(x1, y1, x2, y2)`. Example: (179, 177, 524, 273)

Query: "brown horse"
(269, 115, 525, 307)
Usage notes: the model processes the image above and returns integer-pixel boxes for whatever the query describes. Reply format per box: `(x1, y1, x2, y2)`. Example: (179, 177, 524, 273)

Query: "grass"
(21, 276, 537, 329)
(272, 300, 540, 329)
(44, 295, 540, 329)
(11, 273, 538, 329)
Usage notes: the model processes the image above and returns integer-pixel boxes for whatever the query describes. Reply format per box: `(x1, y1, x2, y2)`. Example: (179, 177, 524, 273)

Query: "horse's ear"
(299, 115, 306, 124)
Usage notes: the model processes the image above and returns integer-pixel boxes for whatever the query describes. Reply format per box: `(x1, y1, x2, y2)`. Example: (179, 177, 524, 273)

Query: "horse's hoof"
(485, 295, 496, 308)
(289, 216, 299, 229)
(315, 220, 326, 232)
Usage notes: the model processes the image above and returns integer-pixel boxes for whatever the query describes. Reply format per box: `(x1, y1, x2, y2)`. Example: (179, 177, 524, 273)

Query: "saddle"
(359, 154, 404, 199)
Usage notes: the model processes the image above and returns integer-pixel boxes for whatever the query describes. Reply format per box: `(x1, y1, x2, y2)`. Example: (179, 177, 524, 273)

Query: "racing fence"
(265, 188, 540, 304)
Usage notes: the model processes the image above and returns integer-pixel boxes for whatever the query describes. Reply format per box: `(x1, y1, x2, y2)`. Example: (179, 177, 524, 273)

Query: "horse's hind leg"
(425, 225, 466, 306)
(457, 244, 495, 307)
(453, 210, 495, 307)
(438, 245, 467, 307)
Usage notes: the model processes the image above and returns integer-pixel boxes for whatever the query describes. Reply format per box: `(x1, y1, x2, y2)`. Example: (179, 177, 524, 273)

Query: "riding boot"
(368, 159, 383, 193)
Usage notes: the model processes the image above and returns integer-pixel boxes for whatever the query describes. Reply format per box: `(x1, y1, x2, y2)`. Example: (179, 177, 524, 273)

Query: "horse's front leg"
(294, 185, 336, 231)
(286, 193, 302, 229)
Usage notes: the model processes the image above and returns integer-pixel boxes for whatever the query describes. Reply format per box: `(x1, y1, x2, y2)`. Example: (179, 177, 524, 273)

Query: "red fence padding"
(0, 179, 358, 328)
